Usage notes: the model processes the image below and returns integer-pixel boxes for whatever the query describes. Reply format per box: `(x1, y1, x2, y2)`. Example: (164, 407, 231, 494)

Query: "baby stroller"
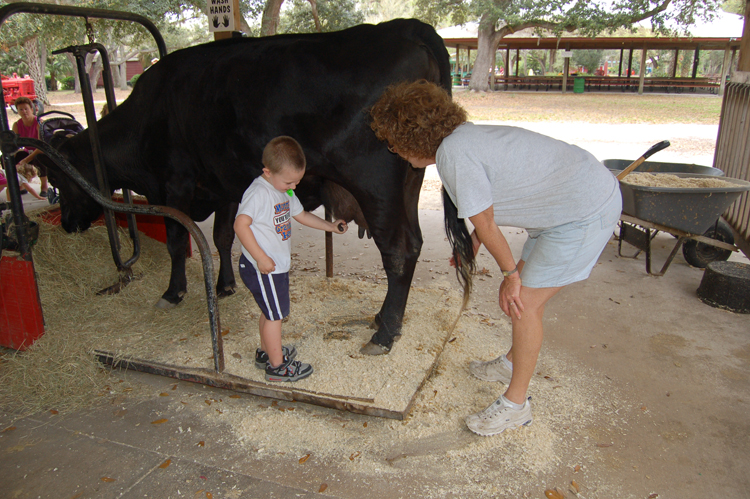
(37, 110, 85, 204)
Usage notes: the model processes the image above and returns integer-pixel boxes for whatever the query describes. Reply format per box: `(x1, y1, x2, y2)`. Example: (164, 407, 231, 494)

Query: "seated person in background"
(12, 97, 48, 196)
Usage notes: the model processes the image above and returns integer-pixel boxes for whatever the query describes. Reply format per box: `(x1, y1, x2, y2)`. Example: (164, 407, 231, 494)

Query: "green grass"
(454, 90, 723, 125)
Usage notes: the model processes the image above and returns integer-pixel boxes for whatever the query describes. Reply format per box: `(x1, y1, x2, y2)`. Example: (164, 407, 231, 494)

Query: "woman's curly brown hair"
(369, 80, 467, 159)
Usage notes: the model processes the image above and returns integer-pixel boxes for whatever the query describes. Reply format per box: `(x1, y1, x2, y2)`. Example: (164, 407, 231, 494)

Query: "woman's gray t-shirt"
(436, 123, 619, 230)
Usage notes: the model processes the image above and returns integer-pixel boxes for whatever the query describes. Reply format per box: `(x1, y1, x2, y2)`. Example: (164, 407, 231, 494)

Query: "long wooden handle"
(616, 140, 671, 180)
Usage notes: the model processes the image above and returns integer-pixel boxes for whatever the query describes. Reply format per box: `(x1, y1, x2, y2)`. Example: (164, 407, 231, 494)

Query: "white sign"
(207, 0, 235, 32)
(561, 50, 572, 58)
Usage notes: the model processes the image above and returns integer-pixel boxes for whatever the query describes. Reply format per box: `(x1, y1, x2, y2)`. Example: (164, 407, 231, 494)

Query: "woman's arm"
(20, 181, 45, 200)
(469, 205, 523, 318)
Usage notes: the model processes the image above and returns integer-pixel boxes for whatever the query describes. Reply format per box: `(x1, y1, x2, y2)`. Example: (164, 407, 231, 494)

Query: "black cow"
(39, 19, 451, 354)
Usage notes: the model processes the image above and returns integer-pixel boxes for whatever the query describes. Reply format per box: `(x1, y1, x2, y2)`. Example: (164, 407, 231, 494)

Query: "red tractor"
(2, 73, 44, 115)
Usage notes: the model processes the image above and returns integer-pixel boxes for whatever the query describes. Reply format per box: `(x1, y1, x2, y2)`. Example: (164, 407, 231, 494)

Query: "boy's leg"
(259, 314, 284, 368)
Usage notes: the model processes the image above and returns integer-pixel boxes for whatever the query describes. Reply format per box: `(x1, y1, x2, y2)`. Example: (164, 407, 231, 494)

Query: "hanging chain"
(84, 17, 95, 44)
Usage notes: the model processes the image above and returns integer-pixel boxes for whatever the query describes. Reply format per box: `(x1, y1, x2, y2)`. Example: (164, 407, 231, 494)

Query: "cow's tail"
(401, 19, 453, 94)
(443, 187, 474, 312)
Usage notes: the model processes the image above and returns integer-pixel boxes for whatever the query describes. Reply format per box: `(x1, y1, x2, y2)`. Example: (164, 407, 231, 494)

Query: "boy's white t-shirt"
(236, 176, 304, 273)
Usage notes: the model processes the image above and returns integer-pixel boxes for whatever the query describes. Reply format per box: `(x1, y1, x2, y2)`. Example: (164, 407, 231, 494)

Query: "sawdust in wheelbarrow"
(622, 172, 738, 188)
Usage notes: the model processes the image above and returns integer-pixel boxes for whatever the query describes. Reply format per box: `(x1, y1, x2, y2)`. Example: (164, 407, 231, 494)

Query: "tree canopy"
(414, 0, 727, 91)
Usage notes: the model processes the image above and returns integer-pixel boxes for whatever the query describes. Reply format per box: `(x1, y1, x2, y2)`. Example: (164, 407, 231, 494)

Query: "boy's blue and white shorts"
(519, 191, 622, 289)
(238, 255, 290, 321)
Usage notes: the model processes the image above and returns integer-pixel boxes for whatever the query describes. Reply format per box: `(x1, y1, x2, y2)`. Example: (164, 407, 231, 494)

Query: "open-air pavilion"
(439, 14, 744, 95)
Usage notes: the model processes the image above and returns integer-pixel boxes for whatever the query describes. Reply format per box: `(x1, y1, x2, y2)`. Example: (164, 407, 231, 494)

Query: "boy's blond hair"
(16, 163, 38, 181)
(262, 136, 306, 173)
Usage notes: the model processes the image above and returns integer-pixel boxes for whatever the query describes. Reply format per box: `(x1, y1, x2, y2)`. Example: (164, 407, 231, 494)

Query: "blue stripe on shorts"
(238, 254, 290, 320)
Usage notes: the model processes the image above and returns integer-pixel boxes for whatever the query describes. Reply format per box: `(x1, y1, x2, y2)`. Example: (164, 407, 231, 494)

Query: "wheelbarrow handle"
(616, 140, 671, 181)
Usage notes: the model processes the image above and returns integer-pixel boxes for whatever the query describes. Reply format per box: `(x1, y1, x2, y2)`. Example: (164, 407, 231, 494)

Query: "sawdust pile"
(1, 209, 632, 497)
(622, 172, 738, 189)
(185, 301, 628, 498)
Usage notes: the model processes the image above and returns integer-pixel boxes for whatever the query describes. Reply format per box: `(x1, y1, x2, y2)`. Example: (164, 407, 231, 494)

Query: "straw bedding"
(0, 211, 459, 414)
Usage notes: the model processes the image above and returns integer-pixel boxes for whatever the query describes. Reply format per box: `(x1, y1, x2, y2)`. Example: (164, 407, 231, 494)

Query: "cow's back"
(86, 20, 450, 204)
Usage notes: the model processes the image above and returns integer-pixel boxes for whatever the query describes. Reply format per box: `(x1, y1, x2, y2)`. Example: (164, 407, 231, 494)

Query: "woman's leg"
(504, 284, 562, 405)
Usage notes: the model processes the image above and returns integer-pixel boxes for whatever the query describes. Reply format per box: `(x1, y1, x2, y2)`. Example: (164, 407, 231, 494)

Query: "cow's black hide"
(39, 19, 451, 352)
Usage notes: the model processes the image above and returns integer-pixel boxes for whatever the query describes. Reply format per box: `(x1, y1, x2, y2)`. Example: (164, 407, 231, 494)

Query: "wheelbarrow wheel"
(682, 219, 734, 268)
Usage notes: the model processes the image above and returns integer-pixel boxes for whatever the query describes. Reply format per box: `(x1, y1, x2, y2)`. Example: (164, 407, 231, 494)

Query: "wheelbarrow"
(614, 171, 750, 275)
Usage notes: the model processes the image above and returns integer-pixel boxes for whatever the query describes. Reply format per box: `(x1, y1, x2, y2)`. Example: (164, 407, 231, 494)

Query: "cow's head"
(38, 136, 104, 233)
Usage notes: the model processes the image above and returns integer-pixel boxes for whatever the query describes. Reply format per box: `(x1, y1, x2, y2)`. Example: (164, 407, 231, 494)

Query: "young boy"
(234, 136, 348, 382)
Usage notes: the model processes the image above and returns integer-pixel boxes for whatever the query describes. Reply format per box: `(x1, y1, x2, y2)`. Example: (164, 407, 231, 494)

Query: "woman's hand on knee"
(499, 274, 523, 319)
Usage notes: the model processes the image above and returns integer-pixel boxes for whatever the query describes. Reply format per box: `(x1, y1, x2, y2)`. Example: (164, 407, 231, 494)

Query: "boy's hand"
(333, 219, 348, 234)
(257, 256, 276, 274)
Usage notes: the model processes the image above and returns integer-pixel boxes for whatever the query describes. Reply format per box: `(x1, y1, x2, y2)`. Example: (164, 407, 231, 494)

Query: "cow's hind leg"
(214, 202, 238, 298)
(155, 218, 190, 309)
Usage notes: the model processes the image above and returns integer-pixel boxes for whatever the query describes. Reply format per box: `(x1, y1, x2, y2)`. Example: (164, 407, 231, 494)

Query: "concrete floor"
(2, 200, 748, 498)
(2, 122, 749, 498)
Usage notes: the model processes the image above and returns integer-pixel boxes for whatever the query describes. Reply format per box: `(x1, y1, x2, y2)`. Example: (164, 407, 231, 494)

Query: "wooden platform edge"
(93, 350, 409, 420)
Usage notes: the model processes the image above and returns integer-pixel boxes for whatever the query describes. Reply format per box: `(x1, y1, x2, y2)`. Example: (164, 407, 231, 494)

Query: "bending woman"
(369, 80, 621, 436)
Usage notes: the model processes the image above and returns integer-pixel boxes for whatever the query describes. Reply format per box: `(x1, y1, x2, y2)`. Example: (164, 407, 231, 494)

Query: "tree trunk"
(66, 53, 81, 93)
(307, 0, 322, 32)
(38, 39, 48, 103)
(468, 15, 503, 92)
(23, 37, 49, 105)
(86, 53, 102, 93)
(261, 0, 284, 36)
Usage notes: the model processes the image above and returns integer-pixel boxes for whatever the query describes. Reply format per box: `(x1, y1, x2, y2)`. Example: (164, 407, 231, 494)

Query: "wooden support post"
(618, 48, 623, 77)
(213, 0, 241, 41)
(720, 46, 732, 96)
(505, 47, 510, 89)
(515, 48, 520, 76)
(692, 46, 700, 79)
(627, 49, 633, 78)
(672, 49, 679, 78)
(562, 57, 569, 94)
(638, 47, 647, 95)
(325, 206, 333, 278)
(739, 1, 750, 72)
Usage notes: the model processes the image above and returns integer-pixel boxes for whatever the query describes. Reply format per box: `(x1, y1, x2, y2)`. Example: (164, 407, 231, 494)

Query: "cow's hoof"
(155, 298, 178, 310)
(217, 286, 236, 298)
(360, 341, 390, 356)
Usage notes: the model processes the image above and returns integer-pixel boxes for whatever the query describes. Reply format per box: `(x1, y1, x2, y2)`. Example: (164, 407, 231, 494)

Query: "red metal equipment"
(1, 72, 42, 113)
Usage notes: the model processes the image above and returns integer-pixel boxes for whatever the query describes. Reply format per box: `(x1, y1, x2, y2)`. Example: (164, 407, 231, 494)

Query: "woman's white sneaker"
(469, 354, 512, 383)
(465, 396, 533, 436)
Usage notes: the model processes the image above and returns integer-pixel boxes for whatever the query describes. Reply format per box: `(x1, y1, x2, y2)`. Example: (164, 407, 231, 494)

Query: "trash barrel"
(573, 77, 585, 93)
(452, 73, 460, 86)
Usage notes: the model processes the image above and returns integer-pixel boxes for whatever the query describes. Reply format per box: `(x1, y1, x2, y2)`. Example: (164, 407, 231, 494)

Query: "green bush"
(59, 76, 75, 90)
(128, 73, 140, 87)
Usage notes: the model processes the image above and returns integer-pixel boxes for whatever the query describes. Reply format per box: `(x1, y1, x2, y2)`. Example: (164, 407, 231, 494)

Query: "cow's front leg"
(214, 202, 238, 298)
(361, 214, 423, 353)
(361, 247, 420, 354)
(155, 218, 190, 309)
(356, 163, 424, 354)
